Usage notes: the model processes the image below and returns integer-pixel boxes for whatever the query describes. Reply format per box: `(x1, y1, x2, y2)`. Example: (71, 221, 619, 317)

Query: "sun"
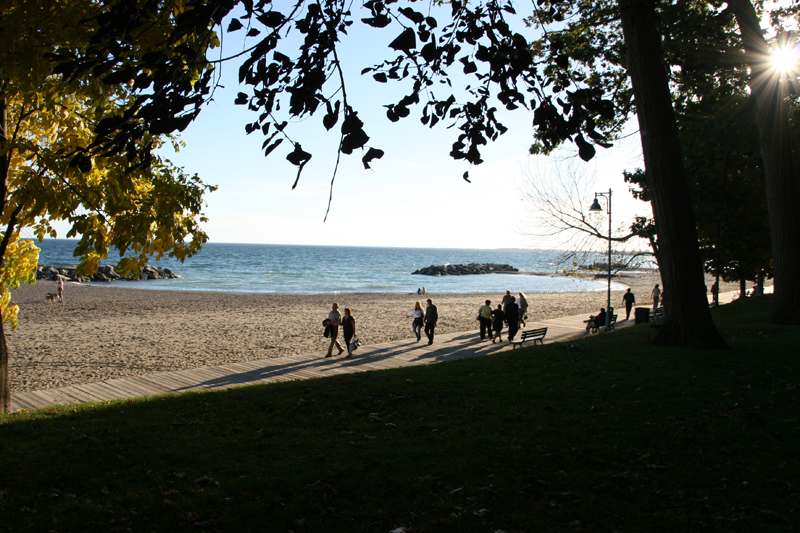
(771, 45, 800, 73)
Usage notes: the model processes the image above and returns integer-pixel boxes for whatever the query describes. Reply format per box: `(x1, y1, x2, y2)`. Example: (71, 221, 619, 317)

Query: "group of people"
(323, 303, 358, 358)
(407, 299, 439, 345)
(324, 283, 668, 357)
(587, 284, 662, 332)
(477, 290, 528, 343)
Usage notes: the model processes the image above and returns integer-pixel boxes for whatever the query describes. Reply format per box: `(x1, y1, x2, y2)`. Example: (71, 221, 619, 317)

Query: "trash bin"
(634, 307, 650, 324)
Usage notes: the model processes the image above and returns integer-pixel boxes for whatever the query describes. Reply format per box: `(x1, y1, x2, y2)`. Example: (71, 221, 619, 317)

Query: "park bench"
(510, 327, 548, 349)
(650, 307, 665, 321)
(585, 314, 617, 333)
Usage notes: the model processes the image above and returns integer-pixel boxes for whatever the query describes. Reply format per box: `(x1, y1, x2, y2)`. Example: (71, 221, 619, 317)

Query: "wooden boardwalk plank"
(153, 370, 209, 389)
(124, 375, 176, 395)
(174, 367, 253, 390)
(70, 383, 119, 403)
(102, 378, 160, 398)
(78, 381, 133, 401)
(11, 394, 46, 411)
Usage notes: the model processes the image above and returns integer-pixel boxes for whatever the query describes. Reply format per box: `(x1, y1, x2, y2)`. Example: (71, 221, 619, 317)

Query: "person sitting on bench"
(586, 308, 605, 332)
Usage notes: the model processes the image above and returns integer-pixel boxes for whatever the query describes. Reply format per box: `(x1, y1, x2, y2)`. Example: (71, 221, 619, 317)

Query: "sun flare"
(771, 45, 800, 72)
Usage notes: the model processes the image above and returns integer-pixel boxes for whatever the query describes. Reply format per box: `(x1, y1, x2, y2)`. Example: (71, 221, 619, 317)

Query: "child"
(57, 278, 64, 303)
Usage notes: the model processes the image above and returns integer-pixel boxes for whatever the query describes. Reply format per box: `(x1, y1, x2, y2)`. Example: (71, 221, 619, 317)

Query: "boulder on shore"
(36, 264, 180, 283)
(411, 263, 519, 276)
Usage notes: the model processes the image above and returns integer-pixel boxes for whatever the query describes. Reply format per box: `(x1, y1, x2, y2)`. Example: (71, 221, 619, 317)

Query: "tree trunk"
(0, 319, 8, 413)
(729, 0, 800, 324)
(739, 267, 747, 297)
(618, 0, 726, 348)
(0, 95, 9, 412)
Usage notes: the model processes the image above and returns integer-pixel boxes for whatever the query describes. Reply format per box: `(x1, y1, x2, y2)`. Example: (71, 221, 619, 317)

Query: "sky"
(163, 6, 651, 250)
(30, 1, 796, 252)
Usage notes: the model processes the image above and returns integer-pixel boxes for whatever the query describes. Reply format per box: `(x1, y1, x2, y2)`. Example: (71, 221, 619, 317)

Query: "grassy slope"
(1, 296, 798, 532)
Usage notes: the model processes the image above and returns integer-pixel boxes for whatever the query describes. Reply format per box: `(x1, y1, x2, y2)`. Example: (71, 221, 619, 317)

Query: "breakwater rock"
(412, 263, 519, 276)
(37, 264, 180, 283)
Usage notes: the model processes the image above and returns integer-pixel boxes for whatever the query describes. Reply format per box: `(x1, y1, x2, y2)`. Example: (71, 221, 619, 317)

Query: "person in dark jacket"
(505, 298, 520, 341)
(424, 299, 438, 345)
(341, 308, 356, 357)
(491, 304, 505, 343)
(621, 288, 636, 320)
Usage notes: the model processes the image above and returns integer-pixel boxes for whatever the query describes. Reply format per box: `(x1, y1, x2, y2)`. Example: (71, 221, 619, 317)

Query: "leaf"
(341, 112, 364, 135)
(373, 72, 388, 83)
(421, 42, 438, 63)
(575, 134, 596, 162)
(286, 144, 312, 189)
(234, 92, 249, 105)
(264, 137, 283, 156)
(286, 143, 311, 167)
(399, 8, 425, 24)
(257, 11, 285, 28)
(323, 100, 340, 130)
(227, 18, 244, 32)
(341, 129, 369, 154)
(362, 147, 384, 169)
(361, 15, 391, 28)
(463, 171, 471, 182)
(389, 28, 417, 53)
(460, 57, 478, 74)
(101, 68, 137, 85)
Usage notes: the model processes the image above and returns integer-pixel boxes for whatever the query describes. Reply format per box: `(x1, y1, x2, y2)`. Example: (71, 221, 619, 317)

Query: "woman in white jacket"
(408, 301, 425, 342)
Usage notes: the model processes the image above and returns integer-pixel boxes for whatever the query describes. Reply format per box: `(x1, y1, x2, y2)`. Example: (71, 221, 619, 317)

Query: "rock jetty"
(411, 263, 519, 276)
(36, 264, 180, 283)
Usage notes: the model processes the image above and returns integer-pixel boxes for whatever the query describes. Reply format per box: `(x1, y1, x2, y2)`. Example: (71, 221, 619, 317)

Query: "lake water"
(31, 240, 627, 295)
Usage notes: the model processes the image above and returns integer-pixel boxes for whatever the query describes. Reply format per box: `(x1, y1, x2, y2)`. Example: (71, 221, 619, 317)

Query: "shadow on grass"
(2, 295, 798, 532)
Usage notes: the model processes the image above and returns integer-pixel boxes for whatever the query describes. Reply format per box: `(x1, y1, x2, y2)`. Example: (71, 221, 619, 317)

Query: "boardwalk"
(10, 290, 749, 412)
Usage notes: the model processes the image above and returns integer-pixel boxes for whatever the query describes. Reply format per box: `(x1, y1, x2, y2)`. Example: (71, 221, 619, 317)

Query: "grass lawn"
(1, 296, 798, 532)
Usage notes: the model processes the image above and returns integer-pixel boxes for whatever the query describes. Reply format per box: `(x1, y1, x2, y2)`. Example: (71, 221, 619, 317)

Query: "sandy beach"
(7, 271, 738, 393)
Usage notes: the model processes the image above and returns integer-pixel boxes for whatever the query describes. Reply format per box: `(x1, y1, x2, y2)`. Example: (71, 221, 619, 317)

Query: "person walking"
(424, 298, 438, 345)
(506, 298, 520, 341)
(491, 303, 505, 343)
(711, 282, 718, 306)
(651, 284, 661, 310)
(621, 288, 635, 320)
(408, 301, 425, 342)
(341, 308, 356, 357)
(478, 299, 494, 341)
(517, 292, 528, 327)
(325, 302, 345, 357)
(501, 289, 515, 307)
(57, 277, 64, 303)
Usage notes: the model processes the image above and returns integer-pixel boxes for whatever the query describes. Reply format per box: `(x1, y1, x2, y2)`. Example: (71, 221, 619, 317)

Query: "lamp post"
(589, 189, 612, 332)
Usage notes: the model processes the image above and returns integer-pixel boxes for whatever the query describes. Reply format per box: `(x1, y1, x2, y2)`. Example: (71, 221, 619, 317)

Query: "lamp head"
(589, 198, 603, 212)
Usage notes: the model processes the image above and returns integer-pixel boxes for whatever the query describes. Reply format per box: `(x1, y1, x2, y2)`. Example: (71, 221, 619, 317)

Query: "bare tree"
(518, 156, 655, 275)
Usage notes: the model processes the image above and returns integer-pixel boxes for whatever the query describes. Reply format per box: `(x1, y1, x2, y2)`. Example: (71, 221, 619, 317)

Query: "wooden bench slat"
(510, 328, 547, 349)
